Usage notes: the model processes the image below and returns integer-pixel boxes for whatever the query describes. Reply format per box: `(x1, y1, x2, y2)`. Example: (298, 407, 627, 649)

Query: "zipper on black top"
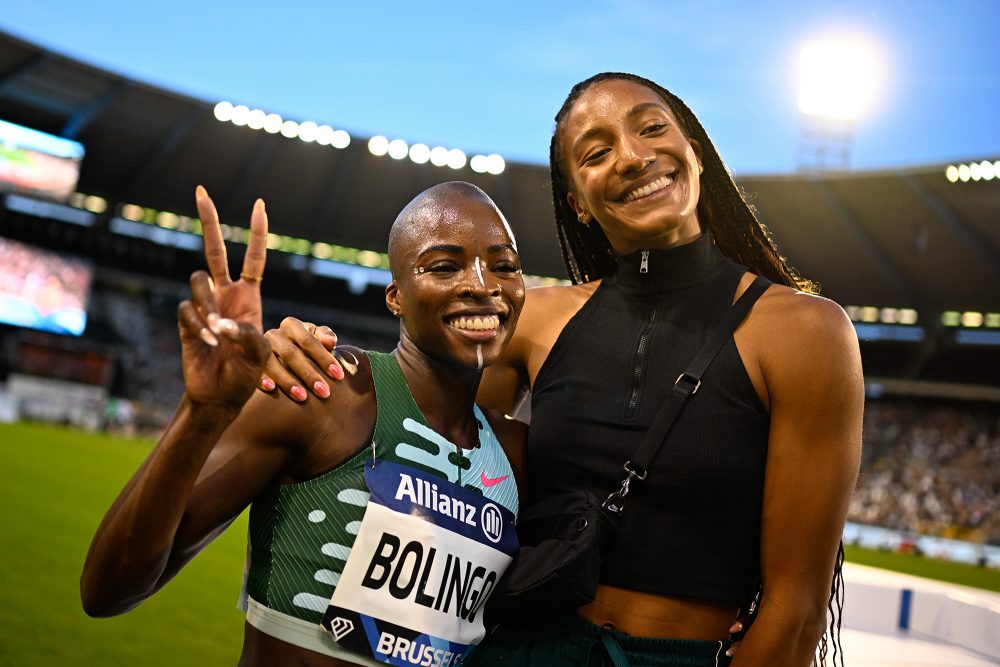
(624, 304, 656, 420)
(639, 250, 649, 273)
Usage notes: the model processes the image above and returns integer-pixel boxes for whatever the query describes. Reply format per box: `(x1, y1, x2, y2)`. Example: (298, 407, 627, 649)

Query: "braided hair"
(549, 72, 815, 293)
(551, 73, 843, 666)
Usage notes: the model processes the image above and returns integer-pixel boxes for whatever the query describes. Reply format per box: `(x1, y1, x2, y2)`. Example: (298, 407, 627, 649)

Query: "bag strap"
(604, 275, 771, 513)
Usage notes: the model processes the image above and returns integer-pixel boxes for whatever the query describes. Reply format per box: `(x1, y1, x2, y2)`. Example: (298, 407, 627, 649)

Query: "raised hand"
(176, 186, 270, 410)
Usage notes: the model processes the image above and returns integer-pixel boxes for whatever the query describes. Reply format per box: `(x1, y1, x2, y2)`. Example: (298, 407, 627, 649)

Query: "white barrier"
(843, 563, 1000, 660)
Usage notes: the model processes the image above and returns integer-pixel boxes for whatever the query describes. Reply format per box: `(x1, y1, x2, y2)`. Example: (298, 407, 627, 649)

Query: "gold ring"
(240, 273, 263, 284)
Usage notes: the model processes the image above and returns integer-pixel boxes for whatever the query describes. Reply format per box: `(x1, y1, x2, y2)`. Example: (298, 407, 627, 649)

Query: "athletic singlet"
(238, 350, 519, 659)
(527, 233, 769, 605)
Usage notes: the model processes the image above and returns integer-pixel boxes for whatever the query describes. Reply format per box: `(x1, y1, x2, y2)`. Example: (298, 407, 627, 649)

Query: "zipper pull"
(639, 250, 649, 274)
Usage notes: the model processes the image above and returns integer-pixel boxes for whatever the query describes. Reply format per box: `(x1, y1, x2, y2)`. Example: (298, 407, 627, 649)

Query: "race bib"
(322, 459, 518, 666)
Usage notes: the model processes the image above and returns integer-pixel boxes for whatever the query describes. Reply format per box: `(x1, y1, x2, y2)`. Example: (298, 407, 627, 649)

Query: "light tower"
(796, 35, 882, 172)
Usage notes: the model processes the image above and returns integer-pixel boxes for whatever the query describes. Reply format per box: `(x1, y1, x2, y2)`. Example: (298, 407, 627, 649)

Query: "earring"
(698, 164, 704, 175)
(578, 213, 590, 226)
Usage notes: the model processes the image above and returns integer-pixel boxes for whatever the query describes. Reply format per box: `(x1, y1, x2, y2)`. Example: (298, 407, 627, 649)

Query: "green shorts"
(466, 613, 732, 667)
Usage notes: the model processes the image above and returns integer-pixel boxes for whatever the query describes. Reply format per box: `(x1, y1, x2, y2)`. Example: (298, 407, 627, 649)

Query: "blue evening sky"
(2, 1, 998, 175)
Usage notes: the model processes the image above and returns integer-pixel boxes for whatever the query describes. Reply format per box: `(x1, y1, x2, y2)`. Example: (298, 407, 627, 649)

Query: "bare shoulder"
(233, 344, 378, 481)
(514, 281, 599, 348)
(754, 285, 857, 348)
(523, 281, 600, 314)
(747, 283, 862, 396)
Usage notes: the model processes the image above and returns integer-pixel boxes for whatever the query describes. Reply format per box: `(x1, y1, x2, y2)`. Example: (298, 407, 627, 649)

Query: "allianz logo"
(394, 473, 504, 543)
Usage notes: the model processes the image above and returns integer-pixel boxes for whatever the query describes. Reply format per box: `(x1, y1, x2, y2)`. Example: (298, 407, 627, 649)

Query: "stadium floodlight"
(945, 165, 959, 183)
(331, 130, 351, 149)
(859, 306, 879, 323)
(797, 35, 882, 121)
(970, 162, 982, 181)
(388, 139, 409, 160)
(962, 311, 984, 328)
(486, 154, 505, 175)
(983, 161, 997, 181)
(447, 148, 467, 170)
(470, 155, 489, 173)
(430, 146, 449, 167)
(409, 143, 430, 164)
(280, 120, 300, 139)
(298, 121, 319, 143)
(368, 136, 390, 156)
(263, 113, 283, 134)
(82, 195, 107, 213)
(958, 164, 971, 182)
(230, 105, 251, 126)
(247, 109, 267, 130)
(898, 309, 918, 325)
(941, 311, 961, 327)
(315, 125, 335, 146)
(214, 101, 234, 122)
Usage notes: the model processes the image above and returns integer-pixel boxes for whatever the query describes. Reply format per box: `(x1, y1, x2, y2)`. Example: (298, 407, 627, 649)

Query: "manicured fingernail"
(329, 363, 344, 380)
(290, 385, 307, 401)
(726, 649, 734, 657)
(261, 377, 275, 391)
(195, 184, 207, 199)
(730, 622, 742, 633)
(206, 312, 221, 334)
(313, 381, 330, 398)
(217, 317, 237, 333)
(199, 328, 218, 347)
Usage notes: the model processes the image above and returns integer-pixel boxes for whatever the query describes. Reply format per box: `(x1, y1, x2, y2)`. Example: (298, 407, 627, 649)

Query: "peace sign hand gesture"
(176, 186, 271, 411)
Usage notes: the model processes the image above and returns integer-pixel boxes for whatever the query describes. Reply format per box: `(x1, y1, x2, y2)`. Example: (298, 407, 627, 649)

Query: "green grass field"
(0, 422, 246, 666)
(2, 421, 999, 665)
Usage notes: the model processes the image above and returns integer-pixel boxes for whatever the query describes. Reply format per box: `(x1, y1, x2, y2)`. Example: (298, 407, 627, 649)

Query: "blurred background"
(0, 1, 998, 665)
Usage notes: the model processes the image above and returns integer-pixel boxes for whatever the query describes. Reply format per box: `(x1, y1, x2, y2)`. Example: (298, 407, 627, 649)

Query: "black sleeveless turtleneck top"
(527, 233, 769, 604)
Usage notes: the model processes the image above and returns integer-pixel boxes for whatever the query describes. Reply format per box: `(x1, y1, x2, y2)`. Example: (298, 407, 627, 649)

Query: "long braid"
(549, 72, 816, 293)
(550, 72, 844, 664)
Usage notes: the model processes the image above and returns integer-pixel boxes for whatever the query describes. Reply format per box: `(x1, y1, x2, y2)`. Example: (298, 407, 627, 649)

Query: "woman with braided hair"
(262, 73, 863, 666)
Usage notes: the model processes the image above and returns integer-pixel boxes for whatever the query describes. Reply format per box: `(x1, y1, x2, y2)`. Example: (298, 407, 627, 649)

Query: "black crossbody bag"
(489, 276, 770, 616)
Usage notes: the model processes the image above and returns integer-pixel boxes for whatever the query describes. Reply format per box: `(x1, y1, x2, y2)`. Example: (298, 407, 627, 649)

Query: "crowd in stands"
(5, 277, 1000, 547)
(850, 398, 1000, 545)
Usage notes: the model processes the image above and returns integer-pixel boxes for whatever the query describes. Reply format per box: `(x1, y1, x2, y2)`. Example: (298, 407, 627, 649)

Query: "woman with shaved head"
(82, 182, 527, 666)
(262, 72, 863, 667)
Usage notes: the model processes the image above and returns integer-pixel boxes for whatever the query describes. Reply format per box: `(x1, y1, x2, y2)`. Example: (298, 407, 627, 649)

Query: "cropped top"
(527, 233, 769, 604)
(238, 350, 519, 658)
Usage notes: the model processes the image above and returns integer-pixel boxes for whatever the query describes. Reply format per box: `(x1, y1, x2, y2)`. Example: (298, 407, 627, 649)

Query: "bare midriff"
(576, 585, 741, 640)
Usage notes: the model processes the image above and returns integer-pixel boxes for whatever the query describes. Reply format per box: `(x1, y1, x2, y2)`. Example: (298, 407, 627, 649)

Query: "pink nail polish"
(329, 364, 344, 380)
(313, 381, 330, 398)
(290, 385, 307, 401)
(261, 377, 275, 391)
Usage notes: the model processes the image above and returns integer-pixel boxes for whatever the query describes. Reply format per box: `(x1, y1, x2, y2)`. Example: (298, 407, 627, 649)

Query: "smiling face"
(560, 79, 704, 255)
(386, 185, 524, 371)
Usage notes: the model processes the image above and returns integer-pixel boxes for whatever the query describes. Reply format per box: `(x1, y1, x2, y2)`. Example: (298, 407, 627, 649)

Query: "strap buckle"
(675, 372, 702, 395)
(623, 461, 647, 481)
(603, 475, 631, 513)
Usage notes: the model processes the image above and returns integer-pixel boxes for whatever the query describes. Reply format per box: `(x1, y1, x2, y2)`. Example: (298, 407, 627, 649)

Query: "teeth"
(448, 315, 500, 331)
(623, 174, 675, 202)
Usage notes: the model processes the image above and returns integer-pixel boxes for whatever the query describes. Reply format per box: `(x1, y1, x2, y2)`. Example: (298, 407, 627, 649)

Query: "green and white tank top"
(238, 350, 519, 658)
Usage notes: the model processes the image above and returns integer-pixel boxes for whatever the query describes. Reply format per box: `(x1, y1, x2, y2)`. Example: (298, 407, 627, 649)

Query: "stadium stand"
(1, 29, 998, 547)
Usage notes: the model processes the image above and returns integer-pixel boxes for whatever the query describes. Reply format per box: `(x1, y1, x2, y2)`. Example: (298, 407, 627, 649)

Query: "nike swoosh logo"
(481, 470, 509, 487)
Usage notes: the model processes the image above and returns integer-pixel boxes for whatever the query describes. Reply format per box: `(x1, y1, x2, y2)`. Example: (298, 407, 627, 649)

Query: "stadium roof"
(2, 29, 998, 318)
